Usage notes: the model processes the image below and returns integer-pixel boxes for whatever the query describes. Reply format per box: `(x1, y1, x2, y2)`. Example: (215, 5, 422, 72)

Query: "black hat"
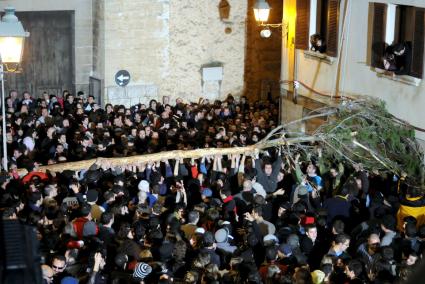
(86, 189, 98, 203)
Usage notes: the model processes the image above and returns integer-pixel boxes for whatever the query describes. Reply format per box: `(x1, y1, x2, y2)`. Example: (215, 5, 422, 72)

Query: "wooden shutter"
(371, 3, 387, 68)
(295, 0, 310, 50)
(326, 0, 339, 57)
(410, 8, 424, 78)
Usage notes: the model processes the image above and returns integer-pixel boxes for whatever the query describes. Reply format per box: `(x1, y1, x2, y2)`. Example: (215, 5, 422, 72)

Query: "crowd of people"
(0, 90, 424, 284)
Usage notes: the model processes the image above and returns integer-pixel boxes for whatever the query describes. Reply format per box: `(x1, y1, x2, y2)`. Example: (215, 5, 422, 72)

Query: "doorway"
(4, 11, 75, 99)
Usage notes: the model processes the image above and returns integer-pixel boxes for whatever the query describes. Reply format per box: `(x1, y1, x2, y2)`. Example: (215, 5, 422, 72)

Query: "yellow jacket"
(397, 196, 425, 231)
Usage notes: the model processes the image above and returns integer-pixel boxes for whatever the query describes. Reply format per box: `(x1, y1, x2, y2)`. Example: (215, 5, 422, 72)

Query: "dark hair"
(347, 259, 363, 277)
(262, 157, 273, 169)
(293, 267, 313, 284)
(52, 254, 66, 263)
(27, 211, 42, 226)
(133, 222, 146, 241)
(372, 258, 392, 276)
(393, 42, 407, 53)
(253, 194, 265, 205)
(293, 202, 306, 214)
(203, 231, 215, 247)
(188, 211, 200, 224)
(28, 191, 42, 204)
(310, 33, 323, 43)
(79, 202, 92, 217)
(332, 219, 345, 234)
(220, 188, 231, 198)
(252, 206, 263, 217)
(305, 224, 317, 233)
(117, 223, 132, 240)
(334, 233, 350, 245)
(381, 246, 394, 261)
(173, 240, 187, 261)
(103, 190, 115, 201)
(44, 202, 59, 220)
(100, 212, 113, 225)
(265, 246, 277, 261)
(403, 216, 417, 225)
(321, 263, 333, 276)
(207, 208, 220, 221)
(340, 181, 355, 196)
(243, 168, 257, 180)
(405, 222, 417, 238)
(381, 215, 396, 231)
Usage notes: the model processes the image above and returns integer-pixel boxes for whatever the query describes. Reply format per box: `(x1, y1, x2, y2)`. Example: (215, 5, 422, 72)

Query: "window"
(371, 3, 424, 78)
(295, 0, 340, 57)
(317, 0, 329, 45)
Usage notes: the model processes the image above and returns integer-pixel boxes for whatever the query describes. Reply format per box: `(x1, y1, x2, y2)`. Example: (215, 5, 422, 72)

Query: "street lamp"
(253, 0, 271, 23)
(254, 0, 286, 30)
(0, 7, 29, 171)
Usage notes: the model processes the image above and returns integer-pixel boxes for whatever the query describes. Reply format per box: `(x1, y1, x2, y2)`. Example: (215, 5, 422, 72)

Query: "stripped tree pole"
(17, 136, 319, 176)
(16, 99, 424, 189)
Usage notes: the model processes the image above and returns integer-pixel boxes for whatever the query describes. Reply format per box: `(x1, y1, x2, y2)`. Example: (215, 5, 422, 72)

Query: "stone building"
(1, 0, 283, 107)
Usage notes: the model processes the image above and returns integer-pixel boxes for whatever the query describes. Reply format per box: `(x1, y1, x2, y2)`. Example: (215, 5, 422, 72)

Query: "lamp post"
(0, 7, 29, 171)
(253, 0, 271, 23)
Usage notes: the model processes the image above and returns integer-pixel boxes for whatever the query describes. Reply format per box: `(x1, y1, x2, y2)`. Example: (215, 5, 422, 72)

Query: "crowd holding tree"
(1, 90, 425, 284)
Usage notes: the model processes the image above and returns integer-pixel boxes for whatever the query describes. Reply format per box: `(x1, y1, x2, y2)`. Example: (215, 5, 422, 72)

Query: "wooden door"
(4, 11, 74, 99)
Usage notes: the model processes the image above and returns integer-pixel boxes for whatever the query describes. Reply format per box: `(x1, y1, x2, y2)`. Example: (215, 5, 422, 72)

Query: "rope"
(280, 79, 351, 99)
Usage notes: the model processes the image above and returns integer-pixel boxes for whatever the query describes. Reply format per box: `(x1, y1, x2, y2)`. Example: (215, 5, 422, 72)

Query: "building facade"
(280, 0, 425, 141)
(1, 0, 247, 105)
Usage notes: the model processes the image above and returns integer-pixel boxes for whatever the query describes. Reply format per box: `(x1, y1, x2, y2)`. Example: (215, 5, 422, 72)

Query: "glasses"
(52, 265, 65, 270)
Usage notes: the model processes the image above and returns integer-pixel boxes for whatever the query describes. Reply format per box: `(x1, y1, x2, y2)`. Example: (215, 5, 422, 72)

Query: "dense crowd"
(0, 90, 424, 284)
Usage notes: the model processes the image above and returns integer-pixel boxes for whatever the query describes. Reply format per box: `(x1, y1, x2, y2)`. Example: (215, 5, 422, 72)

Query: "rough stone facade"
(2, 0, 248, 106)
(101, 0, 247, 106)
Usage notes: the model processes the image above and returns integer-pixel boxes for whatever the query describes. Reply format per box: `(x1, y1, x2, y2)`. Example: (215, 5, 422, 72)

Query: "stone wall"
(161, 0, 247, 103)
(1, 0, 248, 106)
(102, 0, 169, 106)
(102, 0, 247, 106)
